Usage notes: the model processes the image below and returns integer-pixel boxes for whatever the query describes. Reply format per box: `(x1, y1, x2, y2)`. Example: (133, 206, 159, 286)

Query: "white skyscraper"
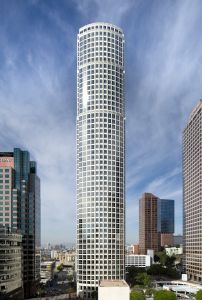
(183, 100, 202, 281)
(76, 22, 125, 298)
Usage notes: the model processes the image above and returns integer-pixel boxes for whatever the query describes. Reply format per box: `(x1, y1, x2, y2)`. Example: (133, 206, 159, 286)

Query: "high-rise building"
(183, 100, 202, 281)
(157, 199, 174, 247)
(76, 22, 125, 298)
(0, 226, 23, 299)
(139, 193, 175, 253)
(139, 193, 159, 254)
(0, 148, 41, 298)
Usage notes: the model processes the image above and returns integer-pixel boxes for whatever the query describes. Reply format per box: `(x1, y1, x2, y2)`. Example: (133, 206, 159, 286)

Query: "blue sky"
(0, 0, 202, 245)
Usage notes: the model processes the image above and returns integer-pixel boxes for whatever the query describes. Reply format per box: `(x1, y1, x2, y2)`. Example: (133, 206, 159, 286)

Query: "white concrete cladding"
(76, 22, 125, 298)
(125, 255, 151, 268)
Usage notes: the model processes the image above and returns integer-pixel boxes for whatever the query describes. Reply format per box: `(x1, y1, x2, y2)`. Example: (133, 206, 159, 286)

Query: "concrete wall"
(98, 286, 130, 300)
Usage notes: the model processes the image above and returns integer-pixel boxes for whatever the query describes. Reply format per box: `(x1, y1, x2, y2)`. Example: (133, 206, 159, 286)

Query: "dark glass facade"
(157, 199, 174, 233)
(0, 148, 41, 298)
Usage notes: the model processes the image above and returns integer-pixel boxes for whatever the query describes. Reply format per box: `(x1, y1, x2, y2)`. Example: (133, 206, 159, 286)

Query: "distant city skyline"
(1, 0, 202, 244)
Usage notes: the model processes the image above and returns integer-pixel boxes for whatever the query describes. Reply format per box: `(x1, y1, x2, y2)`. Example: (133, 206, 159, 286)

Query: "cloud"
(124, 0, 202, 242)
(76, 0, 136, 25)
(0, 0, 201, 245)
(0, 2, 77, 244)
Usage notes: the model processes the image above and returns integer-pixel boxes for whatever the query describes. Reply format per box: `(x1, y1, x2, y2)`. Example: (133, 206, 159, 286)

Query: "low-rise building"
(51, 250, 75, 266)
(40, 261, 55, 284)
(125, 254, 151, 268)
(126, 244, 140, 255)
(98, 280, 130, 300)
(165, 246, 183, 256)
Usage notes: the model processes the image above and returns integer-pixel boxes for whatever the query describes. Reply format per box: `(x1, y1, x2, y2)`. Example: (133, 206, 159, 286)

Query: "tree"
(130, 290, 145, 300)
(145, 288, 155, 296)
(147, 264, 180, 279)
(154, 254, 160, 263)
(135, 273, 151, 287)
(196, 290, 202, 300)
(67, 274, 73, 281)
(126, 266, 146, 287)
(57, 263, 64, 271)
(147, 264, 166, 276)
(154, 290, 176, 300)
(155, 251, 176, 268)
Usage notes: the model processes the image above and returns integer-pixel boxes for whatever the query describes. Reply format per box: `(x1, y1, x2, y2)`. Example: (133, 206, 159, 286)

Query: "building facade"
(126, 244, 140, 255)
(125, 254, 151, 268)
(139, 193, 175, 253)
(157, 199, 174, 247)
(0, 227, 23, 299)
(165, 246, 183, 257)
(76, 22, 125, 298)
(139, 193, 159, 254)
(51, 249, 76, 266)
(0, 148, 41, 298)
(183, 100, 202, 281)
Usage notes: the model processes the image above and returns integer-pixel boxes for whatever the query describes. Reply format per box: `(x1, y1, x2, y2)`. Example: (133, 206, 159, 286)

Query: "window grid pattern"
(183, 102, 202, 281)
(76, 23, 125, 297)
(0, 167, 13, 228)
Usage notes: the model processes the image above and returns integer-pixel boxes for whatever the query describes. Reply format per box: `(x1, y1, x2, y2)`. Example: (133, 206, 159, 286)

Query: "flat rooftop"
(100, 280, 128, 287)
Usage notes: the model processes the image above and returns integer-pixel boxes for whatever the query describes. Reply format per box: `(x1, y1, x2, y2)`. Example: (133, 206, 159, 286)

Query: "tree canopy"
(155, 251, 176, 268)
(135, 272, 151, 287)
(196, 290, 202, 300)
(154, 290, 176, 300)
(126, 266, 146, 287)
(130, 290, 145, 300)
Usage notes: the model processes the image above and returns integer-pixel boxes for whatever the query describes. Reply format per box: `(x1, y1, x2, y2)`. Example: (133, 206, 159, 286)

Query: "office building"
(0, 148, 41, 298)
(139, 193, 159, 254)
(40, 261, 55, 284)
(125, 254, 151, 268)
(183, 100, 202, 281)
(76, 22, 125, 298)
(158, 199, 174, 247)
(0, 226, 23, 299)
(139, 193, 175, 253)
(126, 244, 140, 255)
(51, 249, 76, 266)
(165, 246, 183, 257)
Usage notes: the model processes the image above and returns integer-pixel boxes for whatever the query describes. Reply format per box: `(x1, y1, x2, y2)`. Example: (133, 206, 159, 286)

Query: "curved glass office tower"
(76, 22, 125, 298)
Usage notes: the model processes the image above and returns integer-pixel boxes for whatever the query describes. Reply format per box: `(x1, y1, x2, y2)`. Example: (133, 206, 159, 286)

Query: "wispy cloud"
(0, 0, 201, 244)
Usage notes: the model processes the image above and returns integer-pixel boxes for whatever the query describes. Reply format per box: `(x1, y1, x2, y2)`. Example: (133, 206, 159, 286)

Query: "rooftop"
(99, 280, 128, 287)
(0, 152, 13, 157)
(79, 22, 123, 34)
(188, 99, 202, 124)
